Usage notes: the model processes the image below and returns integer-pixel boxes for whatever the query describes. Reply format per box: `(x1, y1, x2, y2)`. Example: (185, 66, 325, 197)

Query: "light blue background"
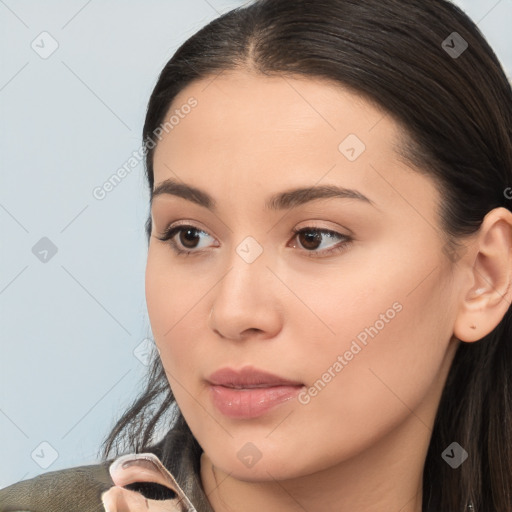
(1, 0, 511, 489)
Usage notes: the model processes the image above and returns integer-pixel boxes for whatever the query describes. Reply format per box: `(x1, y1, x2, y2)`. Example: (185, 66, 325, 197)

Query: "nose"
(208, 246, 283, 342)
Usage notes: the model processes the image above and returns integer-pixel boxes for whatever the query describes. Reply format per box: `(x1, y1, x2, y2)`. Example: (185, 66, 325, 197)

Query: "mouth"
(206, 366, 304, 419)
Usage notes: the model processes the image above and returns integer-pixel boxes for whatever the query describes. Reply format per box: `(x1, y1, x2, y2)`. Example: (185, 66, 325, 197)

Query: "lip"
(207, 366, 304, 419)
(207, 366, 303, 388)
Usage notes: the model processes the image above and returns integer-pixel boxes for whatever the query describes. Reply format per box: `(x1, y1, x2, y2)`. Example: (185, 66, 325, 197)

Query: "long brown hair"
(100, 1, 512, 509)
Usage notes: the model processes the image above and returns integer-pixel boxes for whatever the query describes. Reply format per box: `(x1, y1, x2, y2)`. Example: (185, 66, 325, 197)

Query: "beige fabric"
(101, 453, 197, 511)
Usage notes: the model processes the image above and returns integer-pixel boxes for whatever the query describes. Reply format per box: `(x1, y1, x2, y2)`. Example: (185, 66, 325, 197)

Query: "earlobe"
(453, 207, 512, 343)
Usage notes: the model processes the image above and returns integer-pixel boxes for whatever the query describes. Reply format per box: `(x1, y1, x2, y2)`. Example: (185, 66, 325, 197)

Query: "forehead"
(150, 70, 440, 227)
(165, 70, 393, 138)
(153, 70, 400, 175)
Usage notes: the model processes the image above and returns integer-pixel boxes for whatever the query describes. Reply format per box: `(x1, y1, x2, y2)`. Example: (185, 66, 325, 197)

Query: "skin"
(141, 69, 512, 512)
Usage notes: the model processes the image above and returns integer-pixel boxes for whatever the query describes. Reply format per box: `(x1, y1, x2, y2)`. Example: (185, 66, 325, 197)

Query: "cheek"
(144, 250, 208, 379)
(145, 249, 201, 337)
(292, 262, 448, 404)
(145, 248, 165, 320)
(296, 265, 453, 437)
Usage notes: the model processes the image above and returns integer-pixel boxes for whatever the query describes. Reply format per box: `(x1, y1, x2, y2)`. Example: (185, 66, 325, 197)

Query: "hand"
(101, 453, 196, 511)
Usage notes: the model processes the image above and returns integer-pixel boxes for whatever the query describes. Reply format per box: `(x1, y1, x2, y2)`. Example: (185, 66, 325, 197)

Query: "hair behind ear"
(423, 307, 512, 510)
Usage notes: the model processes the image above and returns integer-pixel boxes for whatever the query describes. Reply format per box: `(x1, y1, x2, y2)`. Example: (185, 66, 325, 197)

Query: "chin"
(209, 448, 309, 482)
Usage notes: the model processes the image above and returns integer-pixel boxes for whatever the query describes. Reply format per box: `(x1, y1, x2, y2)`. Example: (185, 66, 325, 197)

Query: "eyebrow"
(151, 178, 374, 211)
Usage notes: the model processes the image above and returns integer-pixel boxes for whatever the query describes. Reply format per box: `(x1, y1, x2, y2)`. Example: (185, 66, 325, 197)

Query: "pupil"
(181, 228, 199, 248)
(301, 230, 321, 250)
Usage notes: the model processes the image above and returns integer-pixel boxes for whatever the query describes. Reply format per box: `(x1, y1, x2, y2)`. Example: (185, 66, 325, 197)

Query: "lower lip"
(209, 384, 303, 419)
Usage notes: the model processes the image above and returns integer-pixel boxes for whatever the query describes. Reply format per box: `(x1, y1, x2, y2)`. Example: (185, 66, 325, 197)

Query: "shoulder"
(0, 460, 115, 512)
(0, 433, 200, 512)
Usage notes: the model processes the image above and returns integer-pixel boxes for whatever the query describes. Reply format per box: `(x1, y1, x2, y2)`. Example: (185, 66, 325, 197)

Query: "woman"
(1, 0, 511, 510)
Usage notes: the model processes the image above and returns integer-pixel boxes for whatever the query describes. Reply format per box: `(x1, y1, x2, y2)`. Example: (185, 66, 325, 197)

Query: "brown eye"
(291, 227, 352, 257)
(298, 230, 323, 250)
(179, 227, 202, 249)
(156, 224, 215, 256)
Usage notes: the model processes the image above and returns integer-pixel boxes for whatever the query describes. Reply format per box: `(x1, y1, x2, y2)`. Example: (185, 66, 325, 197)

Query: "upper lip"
(207, 366, 303, 389)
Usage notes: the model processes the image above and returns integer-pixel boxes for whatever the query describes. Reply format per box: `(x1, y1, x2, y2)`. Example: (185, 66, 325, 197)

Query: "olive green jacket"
(0, 429, 214, 512)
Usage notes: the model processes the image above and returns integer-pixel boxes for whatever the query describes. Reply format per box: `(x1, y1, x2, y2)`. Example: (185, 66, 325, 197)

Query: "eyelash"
(155, 223, 353, 258)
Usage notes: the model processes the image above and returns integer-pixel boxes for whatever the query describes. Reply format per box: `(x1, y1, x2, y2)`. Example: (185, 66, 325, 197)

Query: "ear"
(453, 207, 512, 343)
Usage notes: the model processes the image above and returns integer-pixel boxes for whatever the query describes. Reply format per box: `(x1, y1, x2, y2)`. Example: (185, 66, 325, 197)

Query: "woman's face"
(145, 70, 462, 481)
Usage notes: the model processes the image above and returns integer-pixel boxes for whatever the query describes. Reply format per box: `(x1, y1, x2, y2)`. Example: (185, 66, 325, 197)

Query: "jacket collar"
(114, 426, 215, 512)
